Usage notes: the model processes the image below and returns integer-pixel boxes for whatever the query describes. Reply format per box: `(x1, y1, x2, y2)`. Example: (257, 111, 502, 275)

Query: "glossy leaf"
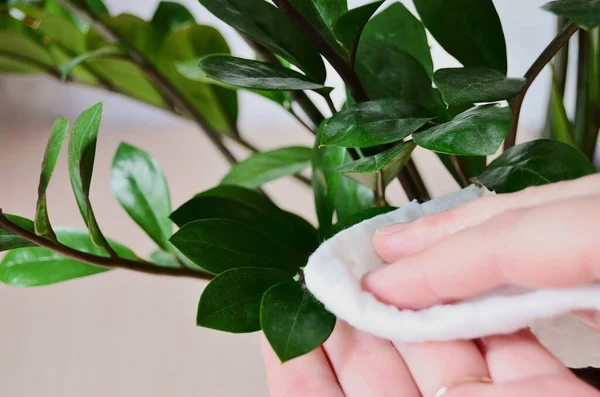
(156, 25, 238, 134)
(413, 0, 507, 74)
(67, 102, 112, 250)
(331, 142, 416, 190)
(355, 42, 435, 108)
(35, 116, 69, 239)
(332, 1, 384, 52)
(169, 219, 302, 275)
(0, 215, 37, 253)
(476, 139, 595, 193)
(197, 267, 291, 333)
(198, 56, 330, 93)
(359, 3, 433, 77)
(333, 206, 397, 235)
(543, 0, 600, 29)
(261, 281, 335, 362)
(434, 67, 526, 106)
(198, 0, 326, 83)
(221, 146, 312, 188)
(319, 98, 432, 148)
(59, 45, 125, 79)
(0, 228, 137, 287)
(171, 188, 319, 260)
(151, 1, 195, 39)
(413, 105, 512, 156)
(104, 14, 159, 59)
(150, 249, 180, 268)
(288, 0, 347, 57)
(111, 143, 172, 250)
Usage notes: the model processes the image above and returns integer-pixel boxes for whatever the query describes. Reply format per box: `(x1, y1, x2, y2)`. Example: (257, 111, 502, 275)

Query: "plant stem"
(325, 95, 337, 114)
(403, 159, 430, 201)
(272, 0, 369, 103)
(450, 155, 470, 187)
(543, 17, 571, 139)
(505, 21, 579, 149)
(375, 172, 389, 206)
(0, 210, 214, 281)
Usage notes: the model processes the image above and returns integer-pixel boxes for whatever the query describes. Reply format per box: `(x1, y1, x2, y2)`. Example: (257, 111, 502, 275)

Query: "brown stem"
(375, 172, 389, 206)
(272, 0, 369, 103)
(0, 210, 213, 281)
(505, 21, 579, 149)
(325, 95, 337, 115)
(450, 155, 470, 187)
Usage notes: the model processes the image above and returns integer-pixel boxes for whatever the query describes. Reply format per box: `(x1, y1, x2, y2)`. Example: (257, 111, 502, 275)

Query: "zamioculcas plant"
(1, 0, 599, 378)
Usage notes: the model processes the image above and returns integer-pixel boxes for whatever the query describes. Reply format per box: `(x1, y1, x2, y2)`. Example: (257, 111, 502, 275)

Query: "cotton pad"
(304, 185, 600, 342)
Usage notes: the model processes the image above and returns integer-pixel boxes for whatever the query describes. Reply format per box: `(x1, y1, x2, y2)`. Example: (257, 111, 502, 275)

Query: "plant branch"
(0, 210, 214, 281)
(450, 155, 470, 187)
(505, 21, 579, 149)
(58, 0, 239, 165)
(272, 0, 369, 103)
(325, 95, 337, 115)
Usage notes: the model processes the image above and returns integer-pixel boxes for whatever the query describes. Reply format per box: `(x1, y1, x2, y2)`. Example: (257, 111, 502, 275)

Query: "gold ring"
(431, 376, 493, 397)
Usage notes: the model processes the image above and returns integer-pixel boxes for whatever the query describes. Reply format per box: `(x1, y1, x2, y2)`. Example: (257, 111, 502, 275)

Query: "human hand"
(262, 174, 600, 397)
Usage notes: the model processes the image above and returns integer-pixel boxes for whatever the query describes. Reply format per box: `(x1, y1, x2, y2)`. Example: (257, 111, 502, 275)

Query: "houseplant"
(0, 0, 598, 378)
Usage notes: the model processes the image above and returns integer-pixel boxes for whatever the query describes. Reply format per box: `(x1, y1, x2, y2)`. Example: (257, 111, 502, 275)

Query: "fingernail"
(375, 222, 409, 236)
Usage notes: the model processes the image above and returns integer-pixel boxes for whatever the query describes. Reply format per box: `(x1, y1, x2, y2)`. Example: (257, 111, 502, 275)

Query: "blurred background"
(1, 0, 599, 396)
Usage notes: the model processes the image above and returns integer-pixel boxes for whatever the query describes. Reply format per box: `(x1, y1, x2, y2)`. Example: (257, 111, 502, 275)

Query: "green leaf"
(169, 219, 302, 275)
(319, 98, 432, 148)
(312, 141, 344, 234)
(413, 0, 507, 74)
(110, 143, 172, 250)
(355, 41, 435, 108)
(0, 30, 54, 69)
(0, 54, 42, 74)
(331, 142, 415, 190)
(156, 24, 238, 134)
(69, 0, 109, 17)
(150, 249, 180, 268)
(359, 2, 433, 78)
(476, 139, 596, 193)
(543, 0, 600, 29)
(15, 6, 86, 55)
(151, 1, 195, 39)
(550, 67, 577, 146)
(333, 206, 397, 235)
(332, 1, 384, 52)
(413, 105, 511, 156)
(0, 228, 137, 287)
(335, 167, 374, 222)
(198, 56, 330, 93)
(0, 215, 37, 252)
(171, 187, 319, 260)
(59, 45, 125, 79)
(287, 0, 347, 58)
(198, 0, 326, 83)
(104, 14, 159, 59)
(434, 67, 526, 107)
(438, 154, 487, 186)
(221, 146, 312, 188)
(197, 267, 291, 333)
(35, 116, 69, 239)
(68, 102, 113, 251)
(261, 281, 335, 362)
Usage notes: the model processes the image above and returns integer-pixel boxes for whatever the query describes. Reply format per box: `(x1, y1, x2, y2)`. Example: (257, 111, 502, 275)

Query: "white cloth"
(304, 185, 600, 342)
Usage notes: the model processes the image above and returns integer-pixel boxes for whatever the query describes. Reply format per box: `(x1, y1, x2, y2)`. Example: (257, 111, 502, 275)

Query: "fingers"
(440, 375, 599, 397)
(374, 174, 600, 263)
(363, 196, 600, 310)
(323, 321, 420, 397)
(261, 335, 345, 397)
(480, 330, 569, 382)
(394, 339, 489, 397)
